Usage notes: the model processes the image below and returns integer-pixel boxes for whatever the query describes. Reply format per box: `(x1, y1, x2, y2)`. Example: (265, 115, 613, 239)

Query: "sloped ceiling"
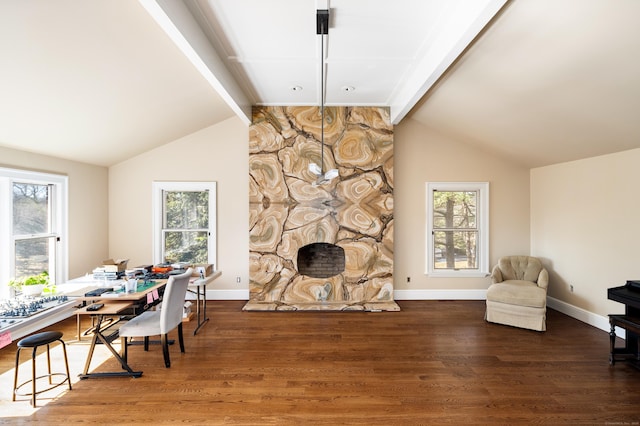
(0, 0, 639, 168)
(409, 0, 640, 168)
(0, 0, 235, 167)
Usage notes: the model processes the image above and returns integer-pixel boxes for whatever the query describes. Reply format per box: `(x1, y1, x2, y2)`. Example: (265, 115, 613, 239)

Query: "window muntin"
(12, 183, 57, 280)
(162, 190, 209, 264)
(153, 182, 216, 267)
(1, 168, 68, 299)
(426, 182, 488, 277)
(432, 190, 478, 270)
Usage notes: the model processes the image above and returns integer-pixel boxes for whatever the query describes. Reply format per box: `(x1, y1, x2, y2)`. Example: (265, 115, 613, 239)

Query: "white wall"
(2, 111, 632, 327)
(0, 114, 533, 300)
(0, 146, 109, 279)
(531, 148, 640, 317)
(394, 118, 531, 297)
(107, 115, 531, 298)
(108, 117, 249, 291)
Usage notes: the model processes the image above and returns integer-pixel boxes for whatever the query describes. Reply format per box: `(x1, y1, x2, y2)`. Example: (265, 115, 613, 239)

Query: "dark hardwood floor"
(1, 300, 638, 425)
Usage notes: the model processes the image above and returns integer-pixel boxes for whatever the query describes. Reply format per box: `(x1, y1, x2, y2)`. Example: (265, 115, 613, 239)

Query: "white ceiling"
(1, 0, 639, 168)
(168, 0, 506, 123)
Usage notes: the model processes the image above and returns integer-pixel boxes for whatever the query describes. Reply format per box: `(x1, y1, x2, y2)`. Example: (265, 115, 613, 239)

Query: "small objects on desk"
(124, 278, 138, 293)
(84, 287, 114, 297)
(193, 264, 214, 278)
(152, 263, 173, 274)
(99, 291, 124, 298)
(86, 303, 104, 312)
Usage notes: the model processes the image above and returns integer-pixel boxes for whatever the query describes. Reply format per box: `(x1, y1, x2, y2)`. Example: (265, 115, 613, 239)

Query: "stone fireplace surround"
(244, 106, 399, 311)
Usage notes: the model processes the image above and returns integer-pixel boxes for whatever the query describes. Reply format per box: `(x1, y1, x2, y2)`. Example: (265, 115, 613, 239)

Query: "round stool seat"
(13, 330, 71, 406)
(18, 331, 64, 348)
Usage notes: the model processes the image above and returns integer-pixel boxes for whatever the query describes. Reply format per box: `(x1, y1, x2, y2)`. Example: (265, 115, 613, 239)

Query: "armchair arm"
(490, 265, 504, 284)
(537, 268, 549, 290)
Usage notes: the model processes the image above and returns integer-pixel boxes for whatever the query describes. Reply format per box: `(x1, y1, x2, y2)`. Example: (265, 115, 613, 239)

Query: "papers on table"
(98, 291, 126, 298)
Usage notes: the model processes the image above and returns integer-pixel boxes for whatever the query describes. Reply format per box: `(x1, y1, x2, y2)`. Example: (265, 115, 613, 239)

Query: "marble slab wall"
(244, 106, 399, 311)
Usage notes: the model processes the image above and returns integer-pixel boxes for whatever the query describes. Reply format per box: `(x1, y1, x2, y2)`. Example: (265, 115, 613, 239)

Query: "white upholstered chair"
(485, 256, 549, 331)
(119, 268, 193, 368)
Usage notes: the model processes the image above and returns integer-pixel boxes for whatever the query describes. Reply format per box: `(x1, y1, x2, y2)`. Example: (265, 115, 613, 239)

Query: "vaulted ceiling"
(0, 0, 639, 168)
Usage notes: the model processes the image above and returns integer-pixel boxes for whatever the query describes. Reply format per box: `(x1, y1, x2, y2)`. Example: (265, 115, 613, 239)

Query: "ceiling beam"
(139, 0, 252, 125)
(389, 0, 508, 125)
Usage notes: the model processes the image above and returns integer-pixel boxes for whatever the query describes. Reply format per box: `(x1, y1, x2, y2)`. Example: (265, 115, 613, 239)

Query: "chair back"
(497, 256, 543, 283)
(159, 268, 193, 334)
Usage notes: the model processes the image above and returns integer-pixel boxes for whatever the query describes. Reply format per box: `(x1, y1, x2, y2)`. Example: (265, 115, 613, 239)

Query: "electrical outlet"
(570, 284, 574, 293)
(407, 276, 411, 283)
(236, 276, 241, 283)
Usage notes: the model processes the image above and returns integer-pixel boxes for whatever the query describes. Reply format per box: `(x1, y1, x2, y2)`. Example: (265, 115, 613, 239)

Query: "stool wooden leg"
(46, 344, 53, 385)
(31, 347, 37, 406)
(60, 340, 72, 390)
(77, 314, 81, 341)
(12, 347, 21, 402)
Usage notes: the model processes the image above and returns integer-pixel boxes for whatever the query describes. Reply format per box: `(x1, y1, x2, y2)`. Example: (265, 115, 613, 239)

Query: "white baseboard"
(547, 296, 620, 336)
(394, 289, 487, 300)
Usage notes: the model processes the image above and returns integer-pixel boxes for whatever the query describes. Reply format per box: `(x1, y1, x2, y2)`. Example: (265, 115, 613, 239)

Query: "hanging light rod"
(309, 7, 338, 187)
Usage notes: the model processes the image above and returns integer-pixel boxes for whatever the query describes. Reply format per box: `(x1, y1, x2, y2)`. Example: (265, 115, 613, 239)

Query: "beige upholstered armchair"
(485, 256, 549, 331)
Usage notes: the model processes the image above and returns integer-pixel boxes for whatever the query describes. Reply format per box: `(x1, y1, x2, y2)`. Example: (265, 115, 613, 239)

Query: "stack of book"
(92, 267, 122, 281)
(124, 268, 146, 278)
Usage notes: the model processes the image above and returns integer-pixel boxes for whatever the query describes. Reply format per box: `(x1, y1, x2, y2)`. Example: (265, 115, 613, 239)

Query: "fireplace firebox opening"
(297, 242, 345, 278)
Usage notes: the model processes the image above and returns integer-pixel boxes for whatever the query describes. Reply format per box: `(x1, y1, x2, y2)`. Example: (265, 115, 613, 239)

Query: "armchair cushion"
(486, 281, 547, 308)
(485, 256, 549, 331)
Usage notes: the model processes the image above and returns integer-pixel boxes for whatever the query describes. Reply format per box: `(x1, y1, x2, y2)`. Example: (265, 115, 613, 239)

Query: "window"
(0, 167, 68, 298)
(152, 182, 216, 267)
(426, 182, 488, 277)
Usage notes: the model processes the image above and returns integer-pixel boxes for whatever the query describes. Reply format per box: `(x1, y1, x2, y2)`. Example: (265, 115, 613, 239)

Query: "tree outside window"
(13, 183, 55, 279)
(433, 190, 477, 270)
(426, 182, 488, 277)
(152, 182, 217, 267)
(163, 190, 209, 264)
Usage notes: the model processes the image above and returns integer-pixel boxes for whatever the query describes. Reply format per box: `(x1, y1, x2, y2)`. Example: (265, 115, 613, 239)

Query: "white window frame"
(426, 182, 489, 277)
(0, 167, 69, 299)
(152, 181, 217, 268)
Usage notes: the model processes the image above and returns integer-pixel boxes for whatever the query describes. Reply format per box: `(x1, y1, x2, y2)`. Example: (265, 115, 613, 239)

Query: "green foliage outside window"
(163, 191, 209, 264)
(433, 191, 478, 269)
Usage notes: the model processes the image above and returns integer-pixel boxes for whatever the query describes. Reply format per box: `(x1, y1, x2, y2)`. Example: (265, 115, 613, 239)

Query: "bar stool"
(12, 331, 72, 406)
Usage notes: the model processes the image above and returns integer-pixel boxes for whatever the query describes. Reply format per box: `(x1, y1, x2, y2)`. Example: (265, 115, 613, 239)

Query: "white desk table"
(187, 270, 221, 335)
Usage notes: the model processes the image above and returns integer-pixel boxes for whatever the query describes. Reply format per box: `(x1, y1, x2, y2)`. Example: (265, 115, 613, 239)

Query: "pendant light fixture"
(309, 8, 339, 187)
